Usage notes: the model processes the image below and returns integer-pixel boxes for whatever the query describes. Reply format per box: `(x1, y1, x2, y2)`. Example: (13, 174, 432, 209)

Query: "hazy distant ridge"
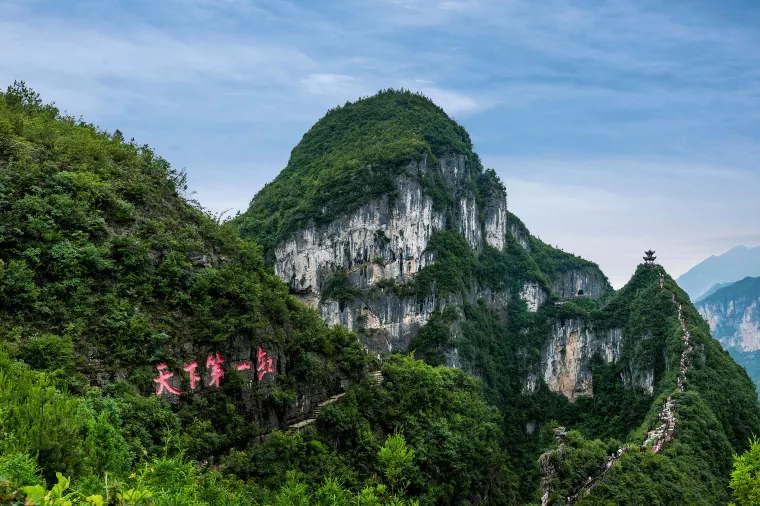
(676, 245, 760, 301)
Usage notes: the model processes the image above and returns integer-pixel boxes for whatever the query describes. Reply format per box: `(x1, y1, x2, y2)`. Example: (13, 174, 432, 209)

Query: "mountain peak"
(676, 244, 760, 300)
(234, 88, 479, 253)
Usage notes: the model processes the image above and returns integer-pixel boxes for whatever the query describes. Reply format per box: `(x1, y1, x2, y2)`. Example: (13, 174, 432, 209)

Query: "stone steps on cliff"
(564, 284, 689, 505)
(286, 418, 317, 434)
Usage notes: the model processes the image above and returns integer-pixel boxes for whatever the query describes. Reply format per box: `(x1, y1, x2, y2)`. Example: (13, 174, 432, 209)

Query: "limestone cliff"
(522, 317, 658, 401)
(698, 276, 760, 352)
(524, 320, 622, 401)
(697, 276, 760, 391)
(550, 267, 611, 299)
(275, 153, 508, 352)
(236, 90, 625, 406)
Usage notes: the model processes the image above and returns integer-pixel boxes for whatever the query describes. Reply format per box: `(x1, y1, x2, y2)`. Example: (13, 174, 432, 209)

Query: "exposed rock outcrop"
(551, 267, 611, 300)
(272, 154, 509, 352)
(520, 282, 547, 313)
(524, 319, 623, 401)
(699, 293, 760, 352)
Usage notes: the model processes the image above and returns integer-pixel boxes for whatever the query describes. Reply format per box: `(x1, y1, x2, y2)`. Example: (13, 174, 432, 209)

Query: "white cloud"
(301, 73, 367, 98)
(417, 86, 491, 116)
(0, 21, 313, 83)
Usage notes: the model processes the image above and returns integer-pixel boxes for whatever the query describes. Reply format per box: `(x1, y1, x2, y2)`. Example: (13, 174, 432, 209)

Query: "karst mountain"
(1, 83, 759, 505)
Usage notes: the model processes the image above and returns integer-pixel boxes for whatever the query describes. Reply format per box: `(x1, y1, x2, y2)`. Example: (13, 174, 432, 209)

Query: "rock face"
(522, 318, 655, 401)
(266, 152, 622, 402)
(696, 276, 760, 390)
(523, 319, 622, 400)
(273, 154, 509, 352)
(551, 267, 611, 299)
(520, 282, 547, 313)
(699, 292, 760, 352)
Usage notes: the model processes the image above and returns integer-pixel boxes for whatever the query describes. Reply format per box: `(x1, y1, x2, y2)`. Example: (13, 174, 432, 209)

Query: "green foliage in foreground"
(224, 354, 518, 505)
(0, 343, 511, 505)
(730, 435, 760, 506)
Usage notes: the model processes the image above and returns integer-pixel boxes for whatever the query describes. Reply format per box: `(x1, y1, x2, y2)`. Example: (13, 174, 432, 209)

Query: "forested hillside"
(0, 82, 499, 504)
(2, 83, 760, 505)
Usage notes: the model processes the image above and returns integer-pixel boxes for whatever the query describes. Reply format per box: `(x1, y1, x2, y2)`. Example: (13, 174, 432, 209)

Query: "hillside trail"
(248, 370, 384, 447)
(553, 272, 692, 506)
(286, 370, 385, 434)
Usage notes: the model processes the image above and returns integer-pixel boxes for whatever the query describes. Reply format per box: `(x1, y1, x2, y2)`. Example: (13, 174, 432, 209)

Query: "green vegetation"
(225, 355, 517, 505)
(536, 267, 760, 505)
(321, 268, 360, 303)
(0, 81, 368, 466)
(0, 83, 519, 505)
(729, 435, 760, 506)
(3, 82, 759, 505)
(529, 237, 604, 284)
(562, 391, 734, 506)
(0, 342, 511, 505)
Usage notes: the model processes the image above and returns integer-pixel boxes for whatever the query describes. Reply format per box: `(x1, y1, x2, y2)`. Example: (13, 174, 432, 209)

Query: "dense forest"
(2, 82, 760, 505)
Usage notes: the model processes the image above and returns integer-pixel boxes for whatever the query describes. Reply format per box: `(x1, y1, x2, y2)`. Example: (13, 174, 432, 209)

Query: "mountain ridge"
(235, 87, 760, 504)
(2, 83, 758, 505)
(676, 244, 760, 301)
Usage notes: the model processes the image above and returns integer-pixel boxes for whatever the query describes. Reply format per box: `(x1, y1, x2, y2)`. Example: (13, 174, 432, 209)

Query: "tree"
(378, 432, 415, 497)
(730, 436, 760, 506)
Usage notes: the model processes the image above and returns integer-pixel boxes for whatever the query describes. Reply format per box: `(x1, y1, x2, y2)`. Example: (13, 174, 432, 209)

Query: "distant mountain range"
(696, 281, 736, 303)
(696, 276, 760, 393)
(676, 245, 760, 301)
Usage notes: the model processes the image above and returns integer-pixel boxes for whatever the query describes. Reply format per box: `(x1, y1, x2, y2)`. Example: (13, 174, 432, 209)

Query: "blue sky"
(2, 0, 759, 288)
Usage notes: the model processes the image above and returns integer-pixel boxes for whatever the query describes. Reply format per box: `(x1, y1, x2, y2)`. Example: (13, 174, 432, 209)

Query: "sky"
(1, 0, 759, 288)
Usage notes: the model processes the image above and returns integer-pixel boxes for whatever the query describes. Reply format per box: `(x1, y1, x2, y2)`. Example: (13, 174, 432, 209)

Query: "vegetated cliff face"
(547, 268, 760, 506)
(697, 276, 760, 390)
(236, 90, 644, 406)
(234, 91, 760, 505)
(507, 212, 613, 302)
(273, 152, 508, 352)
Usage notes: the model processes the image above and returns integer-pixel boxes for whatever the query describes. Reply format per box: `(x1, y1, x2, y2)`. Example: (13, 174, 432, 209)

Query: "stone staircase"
(559, 271, 691, 505)
(286, 393, 346, 435)
(285, 369, 384, 436)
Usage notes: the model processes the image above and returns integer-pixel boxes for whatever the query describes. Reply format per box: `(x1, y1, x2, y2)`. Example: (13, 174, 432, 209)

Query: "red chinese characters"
(154, 363, 181, 395)
(183, 361, 200, 390)
(153, 349, 275, 396)
(206, 352, 225, 388)
(256, 347, 274, 381)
